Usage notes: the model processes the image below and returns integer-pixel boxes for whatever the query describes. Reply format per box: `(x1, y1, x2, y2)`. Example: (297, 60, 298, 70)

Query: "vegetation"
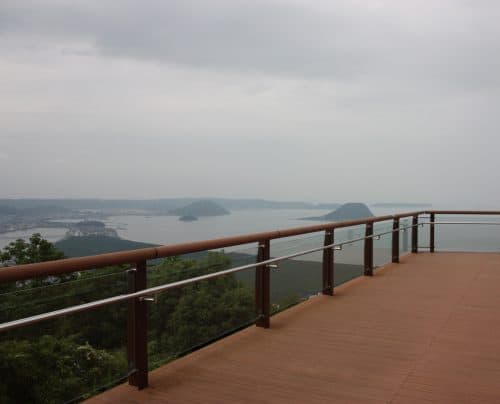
(54, 235, 155, 258)
(1, 233, 64, 265)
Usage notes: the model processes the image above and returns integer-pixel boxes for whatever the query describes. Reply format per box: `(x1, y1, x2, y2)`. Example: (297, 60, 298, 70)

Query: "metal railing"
(0, 209, 499, 390)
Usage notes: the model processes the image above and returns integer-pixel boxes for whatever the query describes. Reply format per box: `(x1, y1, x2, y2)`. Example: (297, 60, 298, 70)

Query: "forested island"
(168, 200, 229, 218)
(301, 202, 374, 221)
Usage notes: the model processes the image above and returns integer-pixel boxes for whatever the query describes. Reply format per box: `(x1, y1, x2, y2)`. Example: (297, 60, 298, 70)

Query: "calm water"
(105, 209, 330, 245)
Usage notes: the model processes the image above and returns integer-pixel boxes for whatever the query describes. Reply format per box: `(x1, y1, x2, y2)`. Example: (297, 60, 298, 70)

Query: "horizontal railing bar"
(0, 212, 423, 283)
(426, 210, 500, 215)
(0, 223, 418, 333)
(424, 221, 500, 225)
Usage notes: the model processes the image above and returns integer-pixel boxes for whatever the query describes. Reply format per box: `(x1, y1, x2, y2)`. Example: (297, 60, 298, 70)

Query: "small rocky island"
(301, 203, 374, 222)
(169, 200, 230, 221)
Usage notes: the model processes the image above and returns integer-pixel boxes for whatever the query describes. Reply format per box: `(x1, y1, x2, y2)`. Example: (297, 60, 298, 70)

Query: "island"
(300, 202, 374, 221)
(66, 220, 118, 238)
(168, 200, 230, 217)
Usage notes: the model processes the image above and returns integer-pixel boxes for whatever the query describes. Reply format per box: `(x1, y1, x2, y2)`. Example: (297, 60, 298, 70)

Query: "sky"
(1, 0, 499, 207)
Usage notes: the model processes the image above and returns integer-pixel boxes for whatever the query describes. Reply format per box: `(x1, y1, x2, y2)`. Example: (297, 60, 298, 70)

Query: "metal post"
(392, 218, 400, 263)
(255, 240, 270, 328)
(412, 215, 418, 253)
(322, 229, 334, 295)
(364, 223, 373, 276)
(430, 213, 435, 253)
(127, 260, 148, 389)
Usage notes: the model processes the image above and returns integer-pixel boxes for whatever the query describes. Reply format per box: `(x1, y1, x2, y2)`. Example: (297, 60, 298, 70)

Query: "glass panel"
(270, 233, 324, 314)
(399, 219, 411, 254)
(434, 215, 500, 252)
(417, 215, 430, 250)
(334, 226, 365, 286)
(0, 269, 127, 324)
(147, 250, 256, 369)
(0, 302, 128, 403)
(373, 220, 393, 268)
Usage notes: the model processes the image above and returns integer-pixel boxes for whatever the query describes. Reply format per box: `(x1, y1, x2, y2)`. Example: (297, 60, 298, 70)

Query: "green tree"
(0, 233, 64, 266)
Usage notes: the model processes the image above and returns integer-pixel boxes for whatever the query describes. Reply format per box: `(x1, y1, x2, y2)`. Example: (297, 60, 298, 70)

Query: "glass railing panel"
(434, 215, 500, 252)
(399, 218, 411, 254)
(0, 301, 128, 404)
(373, 220, 393, 268)
(0, 268, 127, 324)
(334, 226, 365, 286)
(147, 249, 257, 369)
(417, 215, 430, 251)
(269, 233, 325, 314)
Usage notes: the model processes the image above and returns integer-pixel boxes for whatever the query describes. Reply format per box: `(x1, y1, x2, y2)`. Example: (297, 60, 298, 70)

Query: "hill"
(55, 236, 156, 258)
(168, 200, 230, 217)
(301, 203, 374, 222)
(0, 198, 339, 214)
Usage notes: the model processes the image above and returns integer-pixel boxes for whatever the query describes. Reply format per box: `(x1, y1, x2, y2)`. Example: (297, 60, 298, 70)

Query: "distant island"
(301, 203, 374, 221)
(66, 220, 118, 238)
(168, 200, 230, 218)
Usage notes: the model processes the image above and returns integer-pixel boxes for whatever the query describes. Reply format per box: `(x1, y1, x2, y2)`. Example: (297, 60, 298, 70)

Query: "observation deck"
(1, 210, 500, 403)
(88, 252, 500, 403)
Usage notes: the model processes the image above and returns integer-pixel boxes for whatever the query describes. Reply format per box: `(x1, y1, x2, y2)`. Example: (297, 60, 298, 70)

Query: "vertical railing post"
(322, 229, 334, 295)
(411, 215, 418, 253)
(127, 260, 148, 389)
(364, 223, 373, 276)
(430, 213, 435, 253)
(255, 240, 270, 328)
(392, 218, 400, 263)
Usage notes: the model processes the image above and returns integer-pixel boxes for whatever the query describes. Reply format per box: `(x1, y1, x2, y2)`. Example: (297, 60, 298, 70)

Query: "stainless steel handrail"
(425, 221, 500, 225)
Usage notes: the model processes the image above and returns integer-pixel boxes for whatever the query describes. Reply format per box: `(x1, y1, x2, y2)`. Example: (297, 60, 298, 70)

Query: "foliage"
(0, 335, 126, 404)
(0, 233, 64, 266)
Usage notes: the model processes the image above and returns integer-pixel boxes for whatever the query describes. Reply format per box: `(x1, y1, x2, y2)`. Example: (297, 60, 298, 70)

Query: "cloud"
(0, 0, 499, 205)
(1, 0, 499, 92)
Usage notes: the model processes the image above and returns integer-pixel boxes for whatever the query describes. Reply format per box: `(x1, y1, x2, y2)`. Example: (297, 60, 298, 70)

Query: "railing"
(0, 210, 499, 400)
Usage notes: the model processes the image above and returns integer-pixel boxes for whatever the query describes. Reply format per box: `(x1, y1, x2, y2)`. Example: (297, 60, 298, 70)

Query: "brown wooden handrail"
(0, 212, 419, 283)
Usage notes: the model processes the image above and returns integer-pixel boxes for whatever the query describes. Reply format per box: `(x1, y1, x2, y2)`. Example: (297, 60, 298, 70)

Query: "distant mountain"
(0, 198, 340, 213)
(168, 200, 230, 217)
(55, 236, 156, 258)
(301, 203, 374, 221)
(0, 204, 71, 216)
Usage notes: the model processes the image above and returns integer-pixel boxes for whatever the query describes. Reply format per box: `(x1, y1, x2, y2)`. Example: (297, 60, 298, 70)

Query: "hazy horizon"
(1, 1, 499, 207)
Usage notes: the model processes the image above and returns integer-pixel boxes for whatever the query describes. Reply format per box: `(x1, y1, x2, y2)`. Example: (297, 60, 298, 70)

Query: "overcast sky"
(1, 0, 499, 207)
